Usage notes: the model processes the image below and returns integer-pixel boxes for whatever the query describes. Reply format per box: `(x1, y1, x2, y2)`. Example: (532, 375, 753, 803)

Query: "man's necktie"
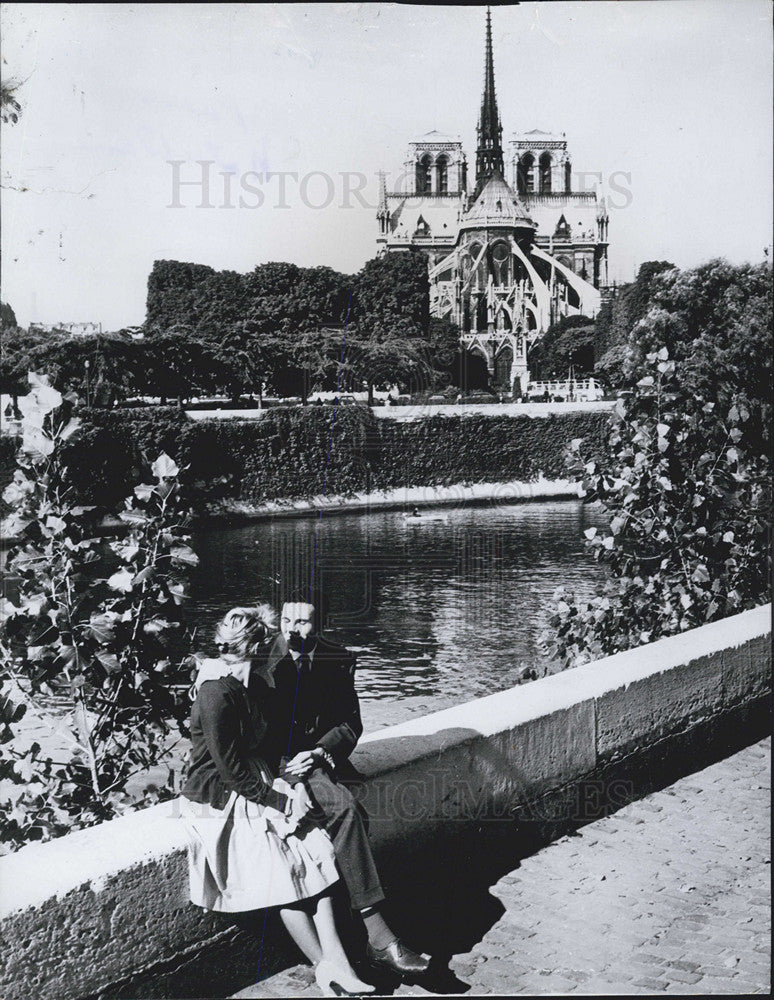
(298, 653, 311, 677)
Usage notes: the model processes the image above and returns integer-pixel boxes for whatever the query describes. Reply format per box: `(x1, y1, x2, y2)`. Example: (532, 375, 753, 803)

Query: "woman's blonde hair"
(214, 605, 276, 658)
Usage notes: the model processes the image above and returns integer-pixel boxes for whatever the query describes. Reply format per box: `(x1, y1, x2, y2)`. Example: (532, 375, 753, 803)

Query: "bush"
(1, 376, 198, 851)
(54, 407, 611, 507)
(61, 407, 188, 507)
(545, 259, 772, 668)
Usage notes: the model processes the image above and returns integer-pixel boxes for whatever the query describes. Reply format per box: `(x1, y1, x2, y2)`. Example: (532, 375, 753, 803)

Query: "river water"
(187, 500, 609, 712)
(5, 499, 609, 795)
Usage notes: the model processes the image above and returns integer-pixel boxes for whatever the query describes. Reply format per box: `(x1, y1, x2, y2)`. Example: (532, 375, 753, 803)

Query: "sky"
(1, 1, 772, 330)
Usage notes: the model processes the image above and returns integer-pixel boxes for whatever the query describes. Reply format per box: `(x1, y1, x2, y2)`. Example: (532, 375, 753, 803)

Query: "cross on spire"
(475, 6, 505, 193)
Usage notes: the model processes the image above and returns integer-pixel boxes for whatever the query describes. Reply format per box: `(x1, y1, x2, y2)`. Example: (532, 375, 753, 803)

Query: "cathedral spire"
(475, 6, 504, 193)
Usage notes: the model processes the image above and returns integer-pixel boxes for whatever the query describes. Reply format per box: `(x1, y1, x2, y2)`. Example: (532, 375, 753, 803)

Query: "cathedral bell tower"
(474, 7, 505, 196)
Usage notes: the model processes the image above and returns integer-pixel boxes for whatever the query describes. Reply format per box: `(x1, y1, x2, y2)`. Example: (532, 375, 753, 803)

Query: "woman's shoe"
(314, 959, 375, 997)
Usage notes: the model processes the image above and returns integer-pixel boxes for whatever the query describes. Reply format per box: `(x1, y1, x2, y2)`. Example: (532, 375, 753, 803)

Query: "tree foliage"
(546, 259, 772, 668)
(529, 315, 595, 380)
(1, 78, 22, 125)
(594, 260, 676, 361)
(351, 251, 430, 342)
(1, 301, 18, 329)
(0, 375, 197, 852)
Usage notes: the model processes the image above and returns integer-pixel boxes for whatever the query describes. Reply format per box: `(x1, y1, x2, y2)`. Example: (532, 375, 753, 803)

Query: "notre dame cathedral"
(376, 8, 609, 393)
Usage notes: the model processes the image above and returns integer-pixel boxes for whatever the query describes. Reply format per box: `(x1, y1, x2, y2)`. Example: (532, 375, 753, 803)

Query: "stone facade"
(377, 9, 609, 392)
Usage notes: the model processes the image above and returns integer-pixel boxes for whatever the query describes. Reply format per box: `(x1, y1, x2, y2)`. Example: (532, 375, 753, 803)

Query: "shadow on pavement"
(96, 696, 770, 998)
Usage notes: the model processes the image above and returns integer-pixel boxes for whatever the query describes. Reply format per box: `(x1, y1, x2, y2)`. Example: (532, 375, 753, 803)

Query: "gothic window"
(554, 214, 571, 239)
(517, 153, 534, 195)
(557, 255, 573, 272)
(413, 214, 430, 237)
(436, 155, 448, 194)
(416, 154, 432, 194)
(564, 160, 572, 193)
(492, 241, 510, 286)
(539, 152, 552, 193)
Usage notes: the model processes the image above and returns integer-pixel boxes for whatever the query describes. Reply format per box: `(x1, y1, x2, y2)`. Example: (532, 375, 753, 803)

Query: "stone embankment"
(0, 604, 770, 1000)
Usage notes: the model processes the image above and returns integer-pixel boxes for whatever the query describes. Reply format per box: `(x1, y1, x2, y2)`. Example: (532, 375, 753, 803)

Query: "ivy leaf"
(107, 569, 134, 593)
(170, 545, 199, 567)
(151, 453, 179, 480)
(22, 427, 55, 459)
(95, 651, 121, 674)
(89, 612, 118, 645)
(168, 583, 187, 605)
(58, 417, 81, 442)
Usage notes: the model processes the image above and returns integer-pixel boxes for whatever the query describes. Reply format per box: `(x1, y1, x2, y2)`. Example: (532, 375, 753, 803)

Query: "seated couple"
(179, 589, 430, 997)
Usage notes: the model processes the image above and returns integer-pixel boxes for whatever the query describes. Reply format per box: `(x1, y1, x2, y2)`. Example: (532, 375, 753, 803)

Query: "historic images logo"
(166, 163, 634, 212)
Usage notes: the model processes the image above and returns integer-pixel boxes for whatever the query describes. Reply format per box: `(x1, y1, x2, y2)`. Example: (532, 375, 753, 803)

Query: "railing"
(527, 377, 605, 402)
(523, 192, 597, 202)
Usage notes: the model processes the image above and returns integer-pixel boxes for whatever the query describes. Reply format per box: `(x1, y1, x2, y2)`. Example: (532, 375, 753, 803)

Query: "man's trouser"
(306, 768, 385, 910)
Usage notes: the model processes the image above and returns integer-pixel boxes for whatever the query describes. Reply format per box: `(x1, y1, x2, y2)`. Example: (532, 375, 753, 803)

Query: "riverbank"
(198, 476, 584, 524)
(186, 400, 615, 423)
(2, 605, 768, 1000)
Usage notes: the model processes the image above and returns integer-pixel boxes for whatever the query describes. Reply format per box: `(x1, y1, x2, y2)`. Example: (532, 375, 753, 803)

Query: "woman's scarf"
(190, 655, 276, 698)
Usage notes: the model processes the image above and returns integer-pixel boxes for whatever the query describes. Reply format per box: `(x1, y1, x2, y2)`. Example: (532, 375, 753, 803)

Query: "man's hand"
(283, 750, 319, 780)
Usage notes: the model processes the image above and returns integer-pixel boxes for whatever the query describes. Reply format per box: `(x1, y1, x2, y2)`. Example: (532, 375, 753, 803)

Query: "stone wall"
(0, 604, 770, 1000)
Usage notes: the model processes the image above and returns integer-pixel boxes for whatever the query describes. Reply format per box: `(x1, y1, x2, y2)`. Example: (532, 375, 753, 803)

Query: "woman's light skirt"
(180, 789, 339, 912)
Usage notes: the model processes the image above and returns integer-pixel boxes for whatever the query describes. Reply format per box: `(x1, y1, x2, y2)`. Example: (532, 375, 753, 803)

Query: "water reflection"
(188, 500, 609, 705)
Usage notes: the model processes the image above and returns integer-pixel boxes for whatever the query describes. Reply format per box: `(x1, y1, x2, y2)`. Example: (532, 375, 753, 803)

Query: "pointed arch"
(416, 154, 432, 194)
(539, 152, 552, 193)
(517, 152, 535, 195)
(436, 154, 449, 194)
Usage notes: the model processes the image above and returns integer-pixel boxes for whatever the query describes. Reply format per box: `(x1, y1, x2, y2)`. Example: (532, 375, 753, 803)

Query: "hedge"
(56, 406, 608, 509)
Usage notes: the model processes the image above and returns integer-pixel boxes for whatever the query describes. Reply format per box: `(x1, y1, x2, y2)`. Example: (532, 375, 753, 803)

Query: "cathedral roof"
(460, 171, 535, 232)
(387, 195, 460, 239)
(410, 130, 459, 145)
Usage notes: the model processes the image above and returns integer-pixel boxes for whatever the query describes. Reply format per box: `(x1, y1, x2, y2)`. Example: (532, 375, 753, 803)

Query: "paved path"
(234, 738, 771, 997)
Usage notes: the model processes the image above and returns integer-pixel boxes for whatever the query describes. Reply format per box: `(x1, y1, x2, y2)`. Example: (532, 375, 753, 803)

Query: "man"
(257, 587, 430, 980)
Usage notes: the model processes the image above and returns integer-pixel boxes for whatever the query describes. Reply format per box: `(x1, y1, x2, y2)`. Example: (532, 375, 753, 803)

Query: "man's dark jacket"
(256, 634, 363, 774)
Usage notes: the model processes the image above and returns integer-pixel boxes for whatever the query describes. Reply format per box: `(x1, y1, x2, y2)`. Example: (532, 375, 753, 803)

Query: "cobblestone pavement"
(233, 738, 771, 997)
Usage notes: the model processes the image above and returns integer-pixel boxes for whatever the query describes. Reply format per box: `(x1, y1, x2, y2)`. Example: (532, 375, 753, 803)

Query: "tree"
(0, 327, 43, 400)
(545, 259, 772, 668)
(1, 302, 18, 329)
(18, 332, 142, 408)
(353, 251, 430, 342)
(594, 260, 675, 360)
(528, 315, 595, 380)
(342, 333, 434, 404)
(594, 343, 632, 391)
(428, 316, 463, 389)
(1, 78, 22, 125)
(141, 330, 207, 406)
(1, 375, 197, 850)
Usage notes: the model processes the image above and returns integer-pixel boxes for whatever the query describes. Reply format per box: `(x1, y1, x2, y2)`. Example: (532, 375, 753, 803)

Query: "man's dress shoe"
(366, 938, 431, 979)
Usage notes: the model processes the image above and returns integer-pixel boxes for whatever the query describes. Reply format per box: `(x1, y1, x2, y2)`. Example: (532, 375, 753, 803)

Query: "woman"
(179, 605, 373, 998)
